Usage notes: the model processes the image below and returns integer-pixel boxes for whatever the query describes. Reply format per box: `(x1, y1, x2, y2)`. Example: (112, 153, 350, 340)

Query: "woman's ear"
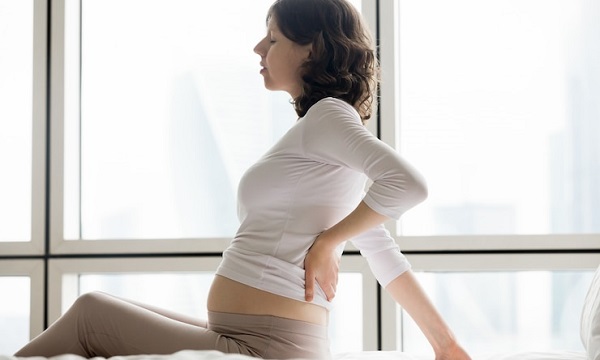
(301, 43, 312, 59)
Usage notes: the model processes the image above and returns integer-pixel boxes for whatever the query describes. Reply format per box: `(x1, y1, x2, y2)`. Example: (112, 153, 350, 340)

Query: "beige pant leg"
(14, 291, 257, 358)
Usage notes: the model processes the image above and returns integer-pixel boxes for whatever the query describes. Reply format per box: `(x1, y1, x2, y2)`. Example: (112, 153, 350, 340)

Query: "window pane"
(0, 277, 31, 354)
(399, 271, 594, 354)
(398, 0, 600, 235)
(0, 0, 33, 242)
(72, 1, 292, 240)
(330, 273, 363, 353)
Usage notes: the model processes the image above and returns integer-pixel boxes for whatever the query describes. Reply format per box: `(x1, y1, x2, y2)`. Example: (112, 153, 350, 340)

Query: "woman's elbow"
(404, 172, 428, 208)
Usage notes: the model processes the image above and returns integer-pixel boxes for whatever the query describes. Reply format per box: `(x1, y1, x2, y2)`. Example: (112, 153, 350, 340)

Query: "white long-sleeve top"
(215, 97, 427, 310)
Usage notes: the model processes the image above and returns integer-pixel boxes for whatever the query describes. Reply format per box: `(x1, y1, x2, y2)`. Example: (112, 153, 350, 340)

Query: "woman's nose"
(254, 37, 267, 56)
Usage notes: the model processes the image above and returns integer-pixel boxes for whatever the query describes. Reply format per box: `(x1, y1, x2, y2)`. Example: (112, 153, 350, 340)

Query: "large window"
(0, 0, 598, 356)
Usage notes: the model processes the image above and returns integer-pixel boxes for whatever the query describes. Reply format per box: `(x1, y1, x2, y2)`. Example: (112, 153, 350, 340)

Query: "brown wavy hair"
(267, 0, 379, 122)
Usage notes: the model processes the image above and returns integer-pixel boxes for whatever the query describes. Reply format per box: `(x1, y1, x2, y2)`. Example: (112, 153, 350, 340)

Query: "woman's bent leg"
(102, 292, 207, 328)
(14, 292, 256, 358)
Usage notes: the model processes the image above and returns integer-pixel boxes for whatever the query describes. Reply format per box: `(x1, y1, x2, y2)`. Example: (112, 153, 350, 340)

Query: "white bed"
(0, 349, 590, 360)
(4, 265, 599, 360)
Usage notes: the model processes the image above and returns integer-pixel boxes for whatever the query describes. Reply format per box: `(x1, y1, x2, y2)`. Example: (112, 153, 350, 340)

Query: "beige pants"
(14, 291, 331, 359)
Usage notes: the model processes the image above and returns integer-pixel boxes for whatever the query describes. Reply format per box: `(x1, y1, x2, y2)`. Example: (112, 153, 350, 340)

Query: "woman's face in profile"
(253, 18, 311, 98)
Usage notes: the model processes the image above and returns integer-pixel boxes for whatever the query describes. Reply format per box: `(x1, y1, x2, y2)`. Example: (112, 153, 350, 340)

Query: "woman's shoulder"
(299, 97, 366, 146)
(303, 97, 361, 122)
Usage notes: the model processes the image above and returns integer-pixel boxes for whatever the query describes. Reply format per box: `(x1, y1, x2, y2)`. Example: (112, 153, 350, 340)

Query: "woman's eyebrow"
(266, 19, 280, 33)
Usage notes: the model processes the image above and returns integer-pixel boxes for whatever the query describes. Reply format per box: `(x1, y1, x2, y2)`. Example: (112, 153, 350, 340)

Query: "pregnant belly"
(207, 275, 328, 325)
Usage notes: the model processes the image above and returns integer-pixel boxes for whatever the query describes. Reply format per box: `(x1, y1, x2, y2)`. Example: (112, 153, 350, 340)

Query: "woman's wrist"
(425, 322, 456, 354)
(313, 228, 344, 251)
(432, 333, 471, 360)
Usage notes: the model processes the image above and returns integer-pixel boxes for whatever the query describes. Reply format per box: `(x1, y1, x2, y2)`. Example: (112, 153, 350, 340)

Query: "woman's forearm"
(385, 270, 469, 358)
(313, 200, 389, 250)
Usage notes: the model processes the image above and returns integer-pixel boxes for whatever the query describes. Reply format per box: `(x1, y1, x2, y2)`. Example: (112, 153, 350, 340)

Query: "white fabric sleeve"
(302, 98, 427, 220)
(350, 224, 411, 287)
(302, 98, 420, 286)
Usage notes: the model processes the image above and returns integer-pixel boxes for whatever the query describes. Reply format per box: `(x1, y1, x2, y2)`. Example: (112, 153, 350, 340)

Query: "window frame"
(0, 0, 598, 353)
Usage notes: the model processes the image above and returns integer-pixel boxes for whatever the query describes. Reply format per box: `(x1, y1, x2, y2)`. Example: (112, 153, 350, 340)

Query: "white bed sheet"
(1, 349, 588, 360)
(336, 350, 587, 360)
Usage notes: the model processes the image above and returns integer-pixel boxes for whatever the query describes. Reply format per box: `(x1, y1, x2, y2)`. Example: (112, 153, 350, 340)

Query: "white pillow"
(582, 264, 600, 360)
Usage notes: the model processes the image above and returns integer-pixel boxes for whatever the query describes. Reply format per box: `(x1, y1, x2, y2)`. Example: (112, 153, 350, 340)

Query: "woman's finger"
(305, 270, 315, 302)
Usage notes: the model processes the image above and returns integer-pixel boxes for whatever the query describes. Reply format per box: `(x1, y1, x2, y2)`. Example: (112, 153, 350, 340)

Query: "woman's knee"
(71, 291, 114, 314)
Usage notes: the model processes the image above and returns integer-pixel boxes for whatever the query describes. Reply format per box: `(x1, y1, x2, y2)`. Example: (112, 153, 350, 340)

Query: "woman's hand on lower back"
(304, 234, 340, 302)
